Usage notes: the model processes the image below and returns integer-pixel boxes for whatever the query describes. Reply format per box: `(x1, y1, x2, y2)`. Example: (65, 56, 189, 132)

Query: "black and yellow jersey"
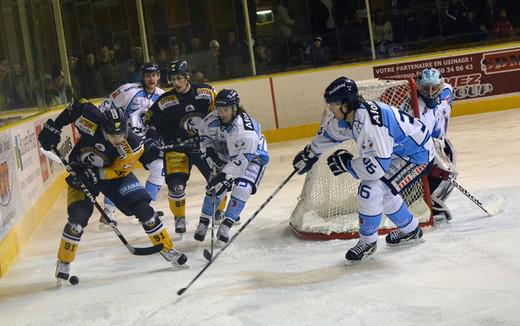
(54, 101, 143, 180)
(145, 83, 216, 144)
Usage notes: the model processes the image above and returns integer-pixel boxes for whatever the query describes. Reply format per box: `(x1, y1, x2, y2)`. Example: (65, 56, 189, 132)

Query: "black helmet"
(101, 107, 128, 137)
(141, 62, 160, 75)
(324, 77, 359, 111)
(215, 89, 240, 108)
(167, 60, 191, 80)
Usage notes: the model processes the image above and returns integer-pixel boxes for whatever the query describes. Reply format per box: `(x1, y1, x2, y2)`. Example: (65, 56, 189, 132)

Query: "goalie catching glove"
(206, 172, 233, 196)
(327, 149, 353, 176)
(293, 145, 320, 174)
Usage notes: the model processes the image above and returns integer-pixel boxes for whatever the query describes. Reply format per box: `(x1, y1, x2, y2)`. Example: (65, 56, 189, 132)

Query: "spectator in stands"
(461, 11, 487, 42)
(169, 43, 182, 62)
(68, 53, 82, 98)
(0, 60, 12, 109)
(131, 46, 144, 69)
(373, 9, 394, 45)
(310, 36, 329, 67)
(372, 9, 396, 57)
(254, 42, 271, 75)
(444, 0, 469, 36)
(156, 46, 169, 84)
(308, 0, 329, 38)
(274, 0, 295, 39)
(83, 53, 103, 98)
(186, 36, 205, 76)
(98, 45, 120, 94)
(221, 30, 242, 78)
(288, 35, 306, 66)
(494, 8, 514, 39)
(197, 40, 221, 82)
(124, 59, 141, 83)
(10, 63, 30, 108)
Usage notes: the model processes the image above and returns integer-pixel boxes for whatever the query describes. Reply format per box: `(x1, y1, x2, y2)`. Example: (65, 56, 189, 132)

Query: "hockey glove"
(327, 149, 353, 176)
(204, 147, 225, 170)
(66, 162, 99, 194)
(293, 145, 320, 174)
(143, 137, 163, 159)
(206, 172, 233, 196)
(38, 119, 62, 151)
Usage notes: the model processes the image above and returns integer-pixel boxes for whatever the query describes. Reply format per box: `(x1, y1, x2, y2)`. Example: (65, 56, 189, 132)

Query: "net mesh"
(290, 79, 431, 238)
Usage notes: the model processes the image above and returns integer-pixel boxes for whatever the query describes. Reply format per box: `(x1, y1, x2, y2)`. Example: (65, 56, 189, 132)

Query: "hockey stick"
(178, 169, 298, 296)
(202, 164, 220, 262)
(51, 148, 164, 256)
(449, 176, 506, 216)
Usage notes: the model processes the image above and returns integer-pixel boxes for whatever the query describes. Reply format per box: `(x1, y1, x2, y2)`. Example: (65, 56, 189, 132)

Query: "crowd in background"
(0, 0, 519, 111)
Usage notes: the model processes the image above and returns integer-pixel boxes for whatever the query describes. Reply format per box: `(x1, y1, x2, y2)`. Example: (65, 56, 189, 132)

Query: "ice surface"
(1, 109, 520, 326)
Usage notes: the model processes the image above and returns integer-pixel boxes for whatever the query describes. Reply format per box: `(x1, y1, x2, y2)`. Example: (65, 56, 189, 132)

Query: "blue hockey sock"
(224, 196, 246, 223)
(387, 202, 413, 228)
(145, 181, 161, 201)
(359, 213, 382, 243)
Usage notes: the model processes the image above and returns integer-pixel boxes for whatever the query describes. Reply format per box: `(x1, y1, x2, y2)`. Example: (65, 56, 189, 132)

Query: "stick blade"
(203, 249, 212, 261)
(177, 288, 187, 296)
(130, 243, 164, 256)
(486, 196, 507, 216)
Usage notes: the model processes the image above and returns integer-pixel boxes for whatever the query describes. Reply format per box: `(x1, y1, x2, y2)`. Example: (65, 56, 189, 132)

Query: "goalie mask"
(417, 68, 444, 101)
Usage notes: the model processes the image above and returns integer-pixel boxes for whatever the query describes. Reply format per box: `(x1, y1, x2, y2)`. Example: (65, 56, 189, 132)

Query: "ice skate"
(194, 217, 210, 241)
(345, 241, 377, 264)
(386, 226, 424, 246)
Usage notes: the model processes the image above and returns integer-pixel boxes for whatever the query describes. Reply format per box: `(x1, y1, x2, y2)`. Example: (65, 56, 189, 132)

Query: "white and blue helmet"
(417, 68, 444, 100)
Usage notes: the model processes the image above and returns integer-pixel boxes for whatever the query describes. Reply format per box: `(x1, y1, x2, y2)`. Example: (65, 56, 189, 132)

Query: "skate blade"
(345, 252, 376, 266)
(386, 237, 425, 247)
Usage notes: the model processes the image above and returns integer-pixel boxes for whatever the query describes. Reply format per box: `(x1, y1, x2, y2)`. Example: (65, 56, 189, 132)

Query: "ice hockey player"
(37, 100, 187, 284)
(98, 62, 165, 227)
(145, 60, 226, 234)
(414, 67, 457, 221)
(194, 89, 269, 243)
(293, 77, 434, 263)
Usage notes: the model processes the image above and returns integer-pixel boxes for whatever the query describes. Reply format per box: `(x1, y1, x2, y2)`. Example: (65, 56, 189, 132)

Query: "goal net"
(289, 79, 432, 240)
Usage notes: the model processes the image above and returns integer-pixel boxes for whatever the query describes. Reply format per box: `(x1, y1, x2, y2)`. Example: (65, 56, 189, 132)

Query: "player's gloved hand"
(327, 149, 353, 176)
(430, 165, 450, 181)
(293, 145, 320, 174)
(66, 162, 99, 193)
(204, 147, 225, 170)
(143, 137, 162, 158)
(206, 172, 233, 196)
(38, 119, 62, 151)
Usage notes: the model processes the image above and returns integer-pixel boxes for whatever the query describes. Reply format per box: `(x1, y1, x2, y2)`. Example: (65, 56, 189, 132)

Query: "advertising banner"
(373, 47, 520, 101)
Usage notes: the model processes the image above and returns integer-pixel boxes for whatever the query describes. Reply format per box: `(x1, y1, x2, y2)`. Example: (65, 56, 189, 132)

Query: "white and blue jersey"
(198, 110, 269, 179)
(310, 100, 434, 181)
(413, 83, 453, 139)
(99, 83, 165, 138)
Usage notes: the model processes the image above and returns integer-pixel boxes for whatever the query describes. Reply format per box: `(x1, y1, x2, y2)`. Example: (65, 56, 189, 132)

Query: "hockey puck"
(69, 275, 80, 285)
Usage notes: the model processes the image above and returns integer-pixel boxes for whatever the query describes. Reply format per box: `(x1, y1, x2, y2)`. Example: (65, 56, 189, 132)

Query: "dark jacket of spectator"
(310, 37, 329, 66)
